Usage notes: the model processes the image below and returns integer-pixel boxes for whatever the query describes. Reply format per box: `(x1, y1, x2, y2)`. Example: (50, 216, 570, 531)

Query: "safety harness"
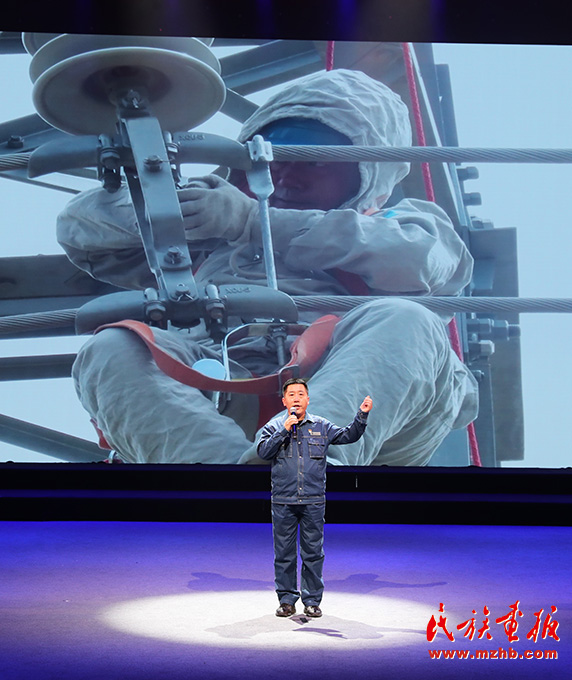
(92, 314, 340, 450)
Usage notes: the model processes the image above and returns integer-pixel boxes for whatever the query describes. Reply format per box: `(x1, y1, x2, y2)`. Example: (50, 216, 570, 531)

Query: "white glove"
(177, 175, 259, 244)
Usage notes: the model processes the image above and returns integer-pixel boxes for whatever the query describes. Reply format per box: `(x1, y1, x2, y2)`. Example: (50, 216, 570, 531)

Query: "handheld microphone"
(290, 407, 297, 435)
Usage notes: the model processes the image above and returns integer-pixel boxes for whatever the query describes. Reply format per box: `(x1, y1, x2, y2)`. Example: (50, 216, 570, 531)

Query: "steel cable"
(3, 147, 572, 175)
(0, 309, 77, 334)
(2, 297, 572, 336)
(293, 296, 572, 315)
(271, 146, 572, 164)
(0, 152, 32, 171)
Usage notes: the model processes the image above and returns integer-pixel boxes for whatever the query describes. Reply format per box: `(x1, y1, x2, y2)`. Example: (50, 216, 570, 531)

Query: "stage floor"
(0, 521, 570, 679)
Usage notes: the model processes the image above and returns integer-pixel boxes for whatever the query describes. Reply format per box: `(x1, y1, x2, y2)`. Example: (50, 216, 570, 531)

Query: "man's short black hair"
(282, 378, 309, 395)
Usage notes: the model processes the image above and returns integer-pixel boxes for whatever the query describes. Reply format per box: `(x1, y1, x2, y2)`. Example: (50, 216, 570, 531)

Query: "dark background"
(3, 0, 572, 45)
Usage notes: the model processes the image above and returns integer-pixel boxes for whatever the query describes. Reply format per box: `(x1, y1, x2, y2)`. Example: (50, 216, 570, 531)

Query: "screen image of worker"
(57, 68, 479, 465)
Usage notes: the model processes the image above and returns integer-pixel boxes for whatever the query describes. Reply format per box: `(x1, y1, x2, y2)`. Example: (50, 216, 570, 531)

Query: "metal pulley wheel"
(23, 33, 226, 135)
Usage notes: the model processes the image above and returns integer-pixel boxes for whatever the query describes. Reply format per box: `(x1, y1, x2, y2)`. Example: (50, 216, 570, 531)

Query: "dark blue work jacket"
(257, 410, 368, 504)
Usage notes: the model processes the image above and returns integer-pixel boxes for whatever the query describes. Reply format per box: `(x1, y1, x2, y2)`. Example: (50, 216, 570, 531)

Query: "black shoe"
(276, 603, 296, 617)
(304, 604, 322, 618)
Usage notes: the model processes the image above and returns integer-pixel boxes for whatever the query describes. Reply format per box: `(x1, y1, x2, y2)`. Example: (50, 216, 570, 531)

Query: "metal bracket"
(245, 135, 277, 290)
(120, 113, 200, 305)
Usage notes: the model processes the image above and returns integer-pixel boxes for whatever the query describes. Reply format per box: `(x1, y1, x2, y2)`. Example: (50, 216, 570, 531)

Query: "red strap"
(90, 417, 113, 450)
(96, 314, 340, 396)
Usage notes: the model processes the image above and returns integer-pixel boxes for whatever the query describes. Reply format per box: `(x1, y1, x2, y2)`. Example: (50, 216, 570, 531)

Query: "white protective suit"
(57, 68, 478, 465)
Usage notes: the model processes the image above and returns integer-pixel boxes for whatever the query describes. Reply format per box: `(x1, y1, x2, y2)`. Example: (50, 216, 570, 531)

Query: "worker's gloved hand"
(178, 175, 259, 244)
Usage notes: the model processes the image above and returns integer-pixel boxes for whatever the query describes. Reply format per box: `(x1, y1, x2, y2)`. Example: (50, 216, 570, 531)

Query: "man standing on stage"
(257, 378, 373, 618)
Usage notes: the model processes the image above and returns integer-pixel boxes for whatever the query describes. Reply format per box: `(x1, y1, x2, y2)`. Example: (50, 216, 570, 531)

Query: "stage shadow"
(206, 612, 426, 641)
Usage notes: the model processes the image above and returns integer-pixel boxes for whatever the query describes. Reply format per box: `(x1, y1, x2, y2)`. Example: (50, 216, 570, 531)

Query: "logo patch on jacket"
(308, 430, 321, 436)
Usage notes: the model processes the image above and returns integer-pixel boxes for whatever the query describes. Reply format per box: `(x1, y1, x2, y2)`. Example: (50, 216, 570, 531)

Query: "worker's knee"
(76, 327, 147, 369)
(360, 297, 440, 326)
(335, 297, 446, 347)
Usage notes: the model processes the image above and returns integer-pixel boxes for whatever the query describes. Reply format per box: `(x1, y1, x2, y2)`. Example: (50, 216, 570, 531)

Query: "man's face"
(268, 161, 361, 211)
(282, 384, 310, 419)
(230, 161, 360, 212)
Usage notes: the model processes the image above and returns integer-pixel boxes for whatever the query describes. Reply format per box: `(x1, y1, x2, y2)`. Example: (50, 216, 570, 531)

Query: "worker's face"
(282, 384, 310, 419)
(231, 162, 360, 211)
(268, 161, 361, 211)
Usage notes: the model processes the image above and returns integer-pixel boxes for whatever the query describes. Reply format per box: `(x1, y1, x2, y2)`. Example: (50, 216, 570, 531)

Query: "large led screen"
(1, 36, 571, 468)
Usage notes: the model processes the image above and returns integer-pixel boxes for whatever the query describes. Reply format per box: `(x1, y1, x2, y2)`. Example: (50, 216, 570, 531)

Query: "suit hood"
(238, 68, 412, 212)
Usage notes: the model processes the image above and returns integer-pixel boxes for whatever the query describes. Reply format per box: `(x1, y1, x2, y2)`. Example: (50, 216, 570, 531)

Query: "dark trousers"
(271, 502, 325, 606)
